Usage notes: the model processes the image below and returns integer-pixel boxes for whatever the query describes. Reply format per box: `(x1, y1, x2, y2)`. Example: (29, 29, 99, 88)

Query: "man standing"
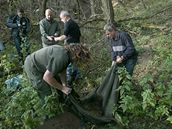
(24, 44, 90, 103)
(104, 23, 137, 76)
(39, 9, 60, 47)
(54, 10, 81, 85)
(6, 8, 30, 64)
(54, 10, 81, 44)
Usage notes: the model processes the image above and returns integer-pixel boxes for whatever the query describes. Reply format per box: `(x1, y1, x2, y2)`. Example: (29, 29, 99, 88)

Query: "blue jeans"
(66, 63, 79, 86)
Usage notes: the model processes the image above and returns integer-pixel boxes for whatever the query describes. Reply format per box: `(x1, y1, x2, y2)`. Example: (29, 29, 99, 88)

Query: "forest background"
(0, 0, 172, 129)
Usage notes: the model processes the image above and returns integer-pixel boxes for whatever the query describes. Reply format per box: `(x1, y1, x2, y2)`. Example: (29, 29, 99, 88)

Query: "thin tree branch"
(118, 4, 172, 22)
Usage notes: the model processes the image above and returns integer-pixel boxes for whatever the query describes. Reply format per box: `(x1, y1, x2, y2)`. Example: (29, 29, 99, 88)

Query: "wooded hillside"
(0, 0, 172, 129)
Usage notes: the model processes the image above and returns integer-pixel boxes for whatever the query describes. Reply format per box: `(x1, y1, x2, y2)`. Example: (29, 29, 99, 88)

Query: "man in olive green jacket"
(39, 9, 60, 47)
(24, 44, 90, 103)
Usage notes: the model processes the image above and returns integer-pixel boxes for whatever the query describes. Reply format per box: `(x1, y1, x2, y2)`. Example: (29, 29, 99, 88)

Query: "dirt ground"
(36, 111, 115, 129)
(36, 111, 81, 129)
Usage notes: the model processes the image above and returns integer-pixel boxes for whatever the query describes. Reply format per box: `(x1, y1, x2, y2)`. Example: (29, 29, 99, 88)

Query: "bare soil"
(36, 111, 81, 129)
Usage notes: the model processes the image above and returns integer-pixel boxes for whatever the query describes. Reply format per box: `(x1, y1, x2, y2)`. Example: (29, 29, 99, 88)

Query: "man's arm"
(54, 22, 61, 37)
(122, 32, 136, 60)
(54, 35, 66, 41)
(39, 21, 48, 37)
(26, 17, 31, 33)
(58, 69, 68, 87)
(43, 69, 71, 95)
(6, 15, 18, 28)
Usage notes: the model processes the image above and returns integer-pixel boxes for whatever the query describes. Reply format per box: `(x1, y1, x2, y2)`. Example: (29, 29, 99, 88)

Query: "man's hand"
(61, 86, 72, 95)
(116, 56, 124, 64)
(54, 37, 60, 41)
(47, 36, 54, 41)
(54, 35, 66, 41)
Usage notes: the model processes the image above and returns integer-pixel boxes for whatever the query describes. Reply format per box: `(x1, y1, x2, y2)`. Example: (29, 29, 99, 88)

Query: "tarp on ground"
(66, 64, 120, 124)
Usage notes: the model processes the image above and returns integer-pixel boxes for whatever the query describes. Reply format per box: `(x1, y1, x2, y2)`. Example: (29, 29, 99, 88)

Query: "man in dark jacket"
(104, 23, 137, 76)
(6, 8, 30, 64)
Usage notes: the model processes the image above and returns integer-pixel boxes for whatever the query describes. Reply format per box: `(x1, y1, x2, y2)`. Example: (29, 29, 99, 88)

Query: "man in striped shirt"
(104, 23, 138, 76)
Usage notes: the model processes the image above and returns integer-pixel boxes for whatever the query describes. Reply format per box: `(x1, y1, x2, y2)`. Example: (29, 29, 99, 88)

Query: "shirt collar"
(113, 31, 119, 40)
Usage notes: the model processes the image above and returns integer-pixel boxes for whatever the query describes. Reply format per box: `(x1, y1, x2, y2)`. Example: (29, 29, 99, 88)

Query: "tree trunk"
(42, 0, 48, 17)
(90, 0, 95, 16)
(90, 0, 103, 16)
(101, 0, 116, 25)
(77, 0, 91, 19)
(38, 0, 48, 18)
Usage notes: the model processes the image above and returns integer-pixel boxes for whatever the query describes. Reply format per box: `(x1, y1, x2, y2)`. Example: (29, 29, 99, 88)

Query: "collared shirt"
(110, 31, 137, 61)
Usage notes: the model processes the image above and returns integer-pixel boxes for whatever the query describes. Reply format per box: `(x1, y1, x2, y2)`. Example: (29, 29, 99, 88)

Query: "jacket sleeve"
(6, 16, 18, 28)
(112, 50, 117, 61)
(39, 20, 48, 38)
(121, 32, 136, 60)
(107, 38, 117, 61)
(64, 22, 70, 36)
(26, 17, 31, 33)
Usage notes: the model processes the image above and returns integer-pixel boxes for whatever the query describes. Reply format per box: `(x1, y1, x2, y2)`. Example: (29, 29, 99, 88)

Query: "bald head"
(45, 9, 53, 21)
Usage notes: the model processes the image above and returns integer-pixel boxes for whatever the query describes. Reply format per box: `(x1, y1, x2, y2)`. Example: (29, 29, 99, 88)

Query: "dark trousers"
(12, 35, 30, 61)
(125, 57, 137, 76)
(118, 56, 137, 76)
(24, 55, 52, 104)
(13, 35, 22, 59)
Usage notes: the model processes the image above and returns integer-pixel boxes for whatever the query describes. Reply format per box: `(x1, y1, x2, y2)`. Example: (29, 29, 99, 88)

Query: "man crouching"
(24, 44, 90, 103)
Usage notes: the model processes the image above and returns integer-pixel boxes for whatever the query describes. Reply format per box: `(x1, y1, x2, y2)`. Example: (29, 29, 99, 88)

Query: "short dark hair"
(104, 23, 116, 32)
(17, 8, 24, 13)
